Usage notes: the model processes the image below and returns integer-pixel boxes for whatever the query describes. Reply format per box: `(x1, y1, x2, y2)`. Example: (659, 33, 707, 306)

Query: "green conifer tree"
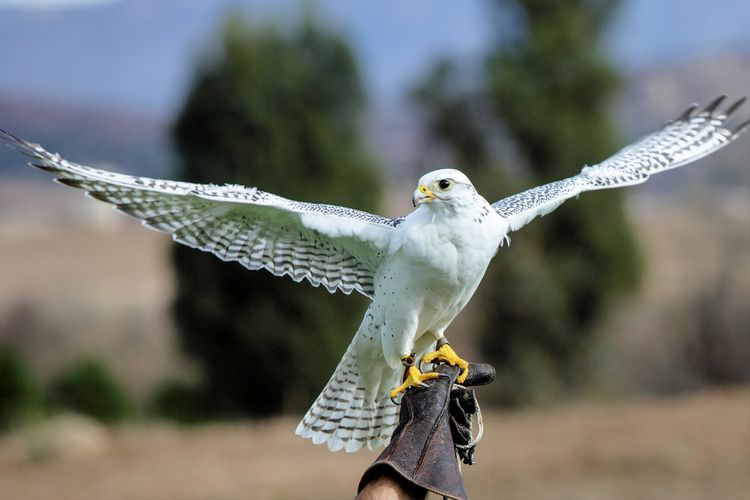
(171, 16, 381, 416)
(415, 0, 641, 404)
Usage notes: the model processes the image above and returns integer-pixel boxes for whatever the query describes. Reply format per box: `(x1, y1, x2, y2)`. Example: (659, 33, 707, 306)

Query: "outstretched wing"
(1, 131, 398, 297)
(492, 95, 749, 232)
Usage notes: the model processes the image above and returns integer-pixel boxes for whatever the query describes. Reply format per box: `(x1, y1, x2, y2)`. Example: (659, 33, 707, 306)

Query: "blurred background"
(0, 0, 748, 498)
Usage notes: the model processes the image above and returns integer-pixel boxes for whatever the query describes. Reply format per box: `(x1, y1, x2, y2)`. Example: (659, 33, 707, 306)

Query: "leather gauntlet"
(358, 362, 495, 500)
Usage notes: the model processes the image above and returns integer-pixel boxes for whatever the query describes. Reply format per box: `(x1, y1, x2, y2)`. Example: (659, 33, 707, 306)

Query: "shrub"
(49, 357, 132, 423)
(0, 345, 44, 431)
(150, 378, 205, 424)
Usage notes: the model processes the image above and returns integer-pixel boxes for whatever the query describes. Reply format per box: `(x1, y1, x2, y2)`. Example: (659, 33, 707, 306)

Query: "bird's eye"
(437, 179, 452, 190)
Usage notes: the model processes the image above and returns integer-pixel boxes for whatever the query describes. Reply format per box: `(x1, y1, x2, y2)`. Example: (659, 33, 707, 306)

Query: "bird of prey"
(1, 95, 747, 453)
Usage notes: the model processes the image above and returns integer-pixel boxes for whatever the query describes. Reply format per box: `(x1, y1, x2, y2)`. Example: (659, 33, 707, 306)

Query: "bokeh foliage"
(49, 358, 132, 423)
(171, 16, 380, 417)
(0, 345, 45, 431)
(150, 377, 205, 424)
(414, 0, 641, 404)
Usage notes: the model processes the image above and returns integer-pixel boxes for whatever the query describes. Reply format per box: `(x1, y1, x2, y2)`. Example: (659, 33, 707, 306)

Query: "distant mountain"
(0, 96, 170, 178)
(0, 0, 487, 117)
(614, 52, 750, 193)
(617, 53, 750, 135)
(370, 49, 750, 186)
(0, 0, 233, 116)
(2, 50, 748, 188)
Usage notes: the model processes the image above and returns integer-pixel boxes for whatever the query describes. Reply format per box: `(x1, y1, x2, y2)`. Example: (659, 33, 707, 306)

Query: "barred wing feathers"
(493, 95, 749, 232)
(1, 131, 397, 297)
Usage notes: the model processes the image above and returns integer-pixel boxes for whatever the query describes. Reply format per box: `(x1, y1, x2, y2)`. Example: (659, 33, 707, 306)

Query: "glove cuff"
(358, 363, 468, 500)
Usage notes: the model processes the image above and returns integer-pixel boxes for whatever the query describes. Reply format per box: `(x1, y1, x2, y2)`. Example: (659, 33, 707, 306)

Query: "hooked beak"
(412, 185, 435, 207)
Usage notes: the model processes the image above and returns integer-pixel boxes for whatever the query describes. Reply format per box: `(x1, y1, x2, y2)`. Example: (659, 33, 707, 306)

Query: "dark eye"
(438, 179, 451, 190)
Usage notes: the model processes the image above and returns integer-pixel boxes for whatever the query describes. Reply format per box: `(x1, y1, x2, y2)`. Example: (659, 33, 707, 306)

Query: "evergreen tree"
(415, 0, 640, 404)
(171, 16, 381, 416)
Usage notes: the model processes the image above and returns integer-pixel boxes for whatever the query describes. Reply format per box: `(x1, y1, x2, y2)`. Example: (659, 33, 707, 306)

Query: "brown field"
(0, 388, 747, 500)
(0, 181, 748, 499)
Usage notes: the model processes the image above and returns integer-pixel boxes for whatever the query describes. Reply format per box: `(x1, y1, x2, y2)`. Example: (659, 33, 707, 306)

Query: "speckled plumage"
(1, 96, 747, 453)
(493, 96, 749, 231)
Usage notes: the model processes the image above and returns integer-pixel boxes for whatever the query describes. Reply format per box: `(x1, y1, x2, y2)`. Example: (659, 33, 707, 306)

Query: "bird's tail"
(295, 338, 401, 452)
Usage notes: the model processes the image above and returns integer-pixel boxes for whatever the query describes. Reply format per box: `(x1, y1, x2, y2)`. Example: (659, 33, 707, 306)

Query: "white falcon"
(2, 95, 748, 452)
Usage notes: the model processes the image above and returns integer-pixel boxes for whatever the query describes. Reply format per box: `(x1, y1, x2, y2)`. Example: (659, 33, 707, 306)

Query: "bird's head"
(412, 169, 476, 209)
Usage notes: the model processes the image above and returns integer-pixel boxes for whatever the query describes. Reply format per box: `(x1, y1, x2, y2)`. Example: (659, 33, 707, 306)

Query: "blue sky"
(0, 0, 114, 6)
(0, 0, 748, 117)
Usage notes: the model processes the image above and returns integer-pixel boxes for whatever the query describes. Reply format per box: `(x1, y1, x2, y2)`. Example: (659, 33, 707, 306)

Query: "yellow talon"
(423, 343, 469, 383)
(389, 366, 440, 398)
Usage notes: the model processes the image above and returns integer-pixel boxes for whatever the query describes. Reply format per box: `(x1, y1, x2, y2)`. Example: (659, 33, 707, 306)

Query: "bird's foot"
(389, 366, 440, 399)
(423, 341, 469, 383)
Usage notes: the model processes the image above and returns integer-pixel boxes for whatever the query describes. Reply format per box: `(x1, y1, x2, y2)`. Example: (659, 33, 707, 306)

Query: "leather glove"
(358, 362, 495, 500)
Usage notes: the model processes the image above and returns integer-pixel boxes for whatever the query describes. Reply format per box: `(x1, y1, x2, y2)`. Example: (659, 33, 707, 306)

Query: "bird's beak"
(412, 185, 435, 207)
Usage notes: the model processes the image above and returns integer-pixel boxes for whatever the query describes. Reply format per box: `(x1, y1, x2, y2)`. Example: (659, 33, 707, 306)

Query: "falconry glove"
(358, 362, 495, 500)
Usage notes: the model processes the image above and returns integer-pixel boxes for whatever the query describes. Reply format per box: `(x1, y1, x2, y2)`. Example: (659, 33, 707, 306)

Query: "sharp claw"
(390, 366, 441, 397)
(391, 344, 473, 397)
(422, 343, 469, 372)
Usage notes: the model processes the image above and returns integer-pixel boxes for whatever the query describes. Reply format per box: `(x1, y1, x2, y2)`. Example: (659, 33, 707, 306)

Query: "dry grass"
(0, 180, 188, 399)
(0, 182, 748, 499)
(597, 193, 750, 394)
(0, 388, 747, 500)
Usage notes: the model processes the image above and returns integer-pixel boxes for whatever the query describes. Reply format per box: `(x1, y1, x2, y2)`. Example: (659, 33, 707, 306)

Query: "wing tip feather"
(730, 117, 750, 141)
(676, 103, 699, 122)
(701, 94, 727, 116)
(723, 96, 747, 118)
(0, 128, 22, 145)
(1, 129, 47, 160)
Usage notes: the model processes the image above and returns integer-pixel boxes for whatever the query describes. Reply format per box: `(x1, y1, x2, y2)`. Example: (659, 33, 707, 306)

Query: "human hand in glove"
(358, 362, 495, 500)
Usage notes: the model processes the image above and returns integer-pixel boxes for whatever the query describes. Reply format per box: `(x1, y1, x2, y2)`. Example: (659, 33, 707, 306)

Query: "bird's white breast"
(366, 201, 508, 367)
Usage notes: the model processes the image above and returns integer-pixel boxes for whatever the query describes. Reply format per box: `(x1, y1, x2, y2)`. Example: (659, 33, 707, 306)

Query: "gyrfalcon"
(1, 95, 747, 453)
